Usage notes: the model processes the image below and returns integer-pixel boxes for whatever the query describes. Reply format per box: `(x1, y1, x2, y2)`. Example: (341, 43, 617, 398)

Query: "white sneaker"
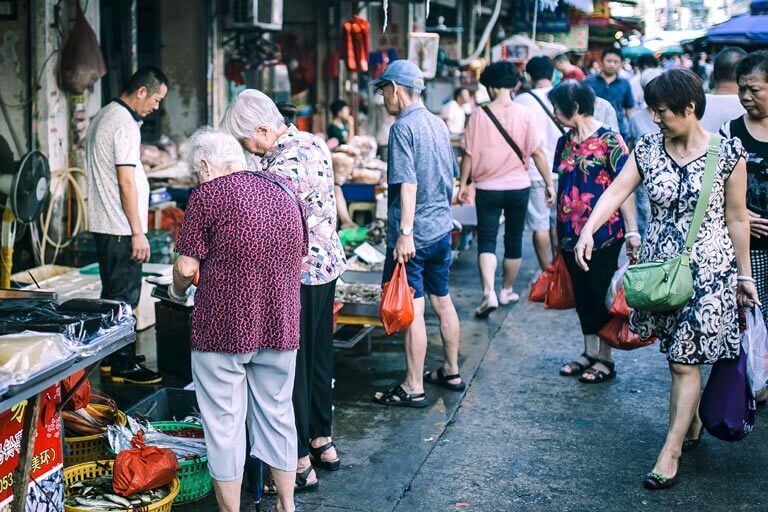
(474, 292, 499, 318)
(499, 288, 520, 305)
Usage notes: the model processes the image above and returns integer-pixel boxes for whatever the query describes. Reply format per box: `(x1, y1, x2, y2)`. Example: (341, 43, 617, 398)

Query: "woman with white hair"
(169, 126, 307, 512)
(222, 90, 347, 493)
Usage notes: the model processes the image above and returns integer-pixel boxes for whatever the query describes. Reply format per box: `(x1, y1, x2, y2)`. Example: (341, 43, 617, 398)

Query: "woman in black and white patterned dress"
(572, 69, 759, 490)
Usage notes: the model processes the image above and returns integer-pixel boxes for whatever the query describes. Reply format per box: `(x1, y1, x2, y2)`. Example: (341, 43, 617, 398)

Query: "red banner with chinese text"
(0, 385, 63, 508)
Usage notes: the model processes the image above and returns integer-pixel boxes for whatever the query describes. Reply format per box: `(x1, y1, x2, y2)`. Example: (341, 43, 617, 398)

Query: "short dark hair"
(479, 61, 519, 89)
(553, 53, 569, 63)
(645, 68, 706, 119)
(736, 50, 768, 82)
(601, 48, 623, 61)
(276, 102, 298, 124)
(713, 47, 747, 83)
(330, 98, 348, 117)
(123, 66, 168, 95)
(636, 54, 658, 70)
(548, 80, 595, 118)
(453, 87, 468, 100)
(526, 56, 555, 82)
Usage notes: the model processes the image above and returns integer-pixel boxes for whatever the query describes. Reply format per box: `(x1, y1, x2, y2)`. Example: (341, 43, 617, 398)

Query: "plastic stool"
(348, 202, 377, 225)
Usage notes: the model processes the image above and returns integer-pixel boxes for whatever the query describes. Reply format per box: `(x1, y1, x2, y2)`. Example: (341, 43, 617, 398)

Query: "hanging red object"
(340, 15, 370, 72)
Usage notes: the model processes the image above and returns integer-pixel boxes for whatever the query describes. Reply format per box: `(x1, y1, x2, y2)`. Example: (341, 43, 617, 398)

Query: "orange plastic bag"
(599, 316, 656, 351)
(112, 431, 180, 497)
(609, 287, 631, 319)
(544, 255, 576, 310)
(61, 369, 91, 411)
(380, 262, 416, 335)
(528, 264, 554, 303)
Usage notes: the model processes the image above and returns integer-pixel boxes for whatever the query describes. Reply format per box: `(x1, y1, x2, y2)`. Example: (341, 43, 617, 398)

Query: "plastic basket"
(64, 460, 180, 512)
(64, 406, 127, 467)
(150, 422, 212, 503)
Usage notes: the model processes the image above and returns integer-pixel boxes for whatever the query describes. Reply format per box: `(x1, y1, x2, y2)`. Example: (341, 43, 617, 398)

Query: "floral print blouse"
(554, 126, 629, 251)
(261, 126, 347, 286)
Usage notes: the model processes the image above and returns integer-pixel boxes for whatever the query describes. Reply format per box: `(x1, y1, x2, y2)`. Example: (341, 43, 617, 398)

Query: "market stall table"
(0, 330, 135, 512)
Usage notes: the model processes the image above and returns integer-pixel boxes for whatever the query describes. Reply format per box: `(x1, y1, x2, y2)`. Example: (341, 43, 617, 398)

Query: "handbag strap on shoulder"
(684, 133, 721, 252)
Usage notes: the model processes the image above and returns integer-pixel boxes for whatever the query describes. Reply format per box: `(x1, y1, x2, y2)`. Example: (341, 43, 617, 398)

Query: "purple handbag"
(699, 346, 756, 442)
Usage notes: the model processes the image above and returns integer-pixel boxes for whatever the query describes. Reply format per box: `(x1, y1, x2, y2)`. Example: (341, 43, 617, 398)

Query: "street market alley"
(175, 240, 768, 512)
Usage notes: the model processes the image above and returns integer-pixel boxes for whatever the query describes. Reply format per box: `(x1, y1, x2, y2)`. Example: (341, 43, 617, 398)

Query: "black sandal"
(424, 367, 467, 392)
(578, 358, 616, 384)
(682, 432, 703, 453)
(309, 441, 341, 471)
(373, 385, 428, 408)
(560, 352, 597, 377)
(263, 466, 319, 495)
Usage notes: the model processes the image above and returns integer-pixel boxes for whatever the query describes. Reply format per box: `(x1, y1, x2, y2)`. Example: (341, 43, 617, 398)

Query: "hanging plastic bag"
(744, 308, 768, 398)
(605, 260, 630, 310)
(380, 262, 415, 335)
(61, 369, 91, 411)
(112, 431, 180, 496)
(609, 287, 632, 320)
(598, 314, 656, 351)
(544, 255, 575, 310)
(59, 1, 107, 94)
(528, 264, 554, 303)
(699, 346, 756, 442)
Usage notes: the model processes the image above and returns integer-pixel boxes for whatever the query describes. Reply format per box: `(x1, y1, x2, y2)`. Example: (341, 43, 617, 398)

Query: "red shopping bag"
(380, 262, 416, 335)
(544, 255, 576, 310)
(599, 316, 656, 350)
(528, 264, 554, 303)
(608, 287, 631, 319)
(61, 369, 91, 411)
(112, 431, 180, 496)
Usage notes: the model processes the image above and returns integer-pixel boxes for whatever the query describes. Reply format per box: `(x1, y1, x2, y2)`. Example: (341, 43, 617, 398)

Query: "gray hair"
(221, 89, 286, 141)
(400, 86, 422, 99)
(187, 126, 247, 176)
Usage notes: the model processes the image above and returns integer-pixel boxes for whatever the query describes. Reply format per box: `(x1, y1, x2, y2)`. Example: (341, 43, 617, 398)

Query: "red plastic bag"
(528, 264, 554, 303)
(608, 288, 631, 319)
(61, 369, 91, 411)
(59, 2, 107, 93)
(380, 262, 415, 335)
(544, 255, 576, 310)
(112, 431, 180, 496)
(599, 316, 656, 350)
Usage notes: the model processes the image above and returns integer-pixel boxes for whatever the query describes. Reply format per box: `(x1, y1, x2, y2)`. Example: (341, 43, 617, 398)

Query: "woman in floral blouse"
(548, 80, 640, 383)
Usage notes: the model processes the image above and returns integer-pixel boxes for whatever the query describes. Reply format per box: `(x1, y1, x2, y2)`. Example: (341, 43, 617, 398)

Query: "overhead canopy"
(708, 14, 768, 45)
(622, 45, 654, 58)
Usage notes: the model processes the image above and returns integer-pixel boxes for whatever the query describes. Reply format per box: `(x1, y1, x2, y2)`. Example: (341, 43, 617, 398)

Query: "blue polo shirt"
(584, 74, 635, 138)
(387, 103, 456, 249)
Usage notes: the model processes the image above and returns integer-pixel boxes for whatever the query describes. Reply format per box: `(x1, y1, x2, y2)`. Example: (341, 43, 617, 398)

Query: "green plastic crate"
(151, 422, 212, 504)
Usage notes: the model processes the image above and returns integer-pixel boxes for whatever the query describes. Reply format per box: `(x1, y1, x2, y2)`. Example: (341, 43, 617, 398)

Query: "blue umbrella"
(708, 14, 768, 44)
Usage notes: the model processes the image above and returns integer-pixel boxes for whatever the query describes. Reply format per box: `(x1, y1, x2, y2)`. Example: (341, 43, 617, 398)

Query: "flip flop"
(424, 367, 467, 391)
(373, 385, 428, 408)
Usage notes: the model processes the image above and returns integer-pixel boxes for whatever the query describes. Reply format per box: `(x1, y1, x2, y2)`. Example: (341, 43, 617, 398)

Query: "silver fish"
(103, 493, 133, 507)
(73, 496, 124, 509)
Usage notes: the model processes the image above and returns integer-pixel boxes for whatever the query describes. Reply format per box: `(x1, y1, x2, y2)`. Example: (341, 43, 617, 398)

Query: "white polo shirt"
(86, 100, 149, 236)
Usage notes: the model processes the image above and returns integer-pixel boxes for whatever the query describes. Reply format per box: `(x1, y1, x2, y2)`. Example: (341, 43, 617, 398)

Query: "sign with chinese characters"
(0, 386, 63, 510)
(542, 25, 590, 51)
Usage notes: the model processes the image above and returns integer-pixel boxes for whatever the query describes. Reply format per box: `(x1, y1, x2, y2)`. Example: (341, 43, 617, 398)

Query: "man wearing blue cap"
(371, 60, 464, 408)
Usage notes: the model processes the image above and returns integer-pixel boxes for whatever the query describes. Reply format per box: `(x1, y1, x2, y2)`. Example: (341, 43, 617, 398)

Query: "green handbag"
(623, 134, 721, 313)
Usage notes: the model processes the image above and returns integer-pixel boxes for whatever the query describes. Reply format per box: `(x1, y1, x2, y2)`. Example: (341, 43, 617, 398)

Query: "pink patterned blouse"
(175, 171, 307, 353)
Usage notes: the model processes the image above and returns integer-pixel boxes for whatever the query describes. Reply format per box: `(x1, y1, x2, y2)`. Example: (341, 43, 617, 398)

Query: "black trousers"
(475, 188, 530, 259)
(561, 243, 622, 335)
(293, 279, 337, 458)
(93, 233, 143, 368)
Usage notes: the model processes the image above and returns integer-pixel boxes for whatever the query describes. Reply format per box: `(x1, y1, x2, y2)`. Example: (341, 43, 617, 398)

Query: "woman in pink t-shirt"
(459, 62, 556, 317)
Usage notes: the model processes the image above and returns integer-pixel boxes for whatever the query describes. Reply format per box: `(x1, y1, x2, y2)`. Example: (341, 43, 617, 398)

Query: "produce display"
(0, 331, 75, 385)
(66, 476, 170, 510)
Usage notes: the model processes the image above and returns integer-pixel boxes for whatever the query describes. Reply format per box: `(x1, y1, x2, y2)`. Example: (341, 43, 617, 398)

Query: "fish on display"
(66, 476, 170, 510)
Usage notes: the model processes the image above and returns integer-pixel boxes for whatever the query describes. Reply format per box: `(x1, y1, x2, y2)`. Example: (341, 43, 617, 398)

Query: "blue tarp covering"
(708, 14, 768, 44)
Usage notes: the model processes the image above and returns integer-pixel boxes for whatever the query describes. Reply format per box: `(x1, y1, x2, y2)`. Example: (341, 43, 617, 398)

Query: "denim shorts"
(383, 233, 452, 299)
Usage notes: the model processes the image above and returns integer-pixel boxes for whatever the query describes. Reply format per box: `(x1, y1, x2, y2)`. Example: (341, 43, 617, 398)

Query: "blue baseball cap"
(369, 60, 426, 91)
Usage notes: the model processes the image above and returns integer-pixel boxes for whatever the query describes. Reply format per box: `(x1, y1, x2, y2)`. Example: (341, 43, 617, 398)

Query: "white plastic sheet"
(743, 308, 768, 398)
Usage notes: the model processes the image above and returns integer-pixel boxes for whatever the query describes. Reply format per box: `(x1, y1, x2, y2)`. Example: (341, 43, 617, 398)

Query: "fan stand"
(1, 197, 16, 288)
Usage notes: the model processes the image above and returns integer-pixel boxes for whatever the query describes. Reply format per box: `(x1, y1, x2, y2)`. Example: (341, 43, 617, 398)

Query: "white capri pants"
(191, 349, 298, 480)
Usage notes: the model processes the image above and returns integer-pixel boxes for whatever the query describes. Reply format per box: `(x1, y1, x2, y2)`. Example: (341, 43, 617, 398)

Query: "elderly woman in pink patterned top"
(223, 89, 347, 494)
(170, 127, 307, 512)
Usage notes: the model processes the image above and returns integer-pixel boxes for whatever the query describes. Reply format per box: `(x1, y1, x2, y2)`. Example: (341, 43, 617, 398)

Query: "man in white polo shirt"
(86, 66, 168, 384)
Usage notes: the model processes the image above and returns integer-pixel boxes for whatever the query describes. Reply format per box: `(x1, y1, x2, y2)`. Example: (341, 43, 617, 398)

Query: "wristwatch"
(399, 226, 413, 236)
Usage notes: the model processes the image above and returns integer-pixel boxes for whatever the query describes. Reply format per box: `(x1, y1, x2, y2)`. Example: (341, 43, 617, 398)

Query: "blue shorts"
(383, 233, 452, 299)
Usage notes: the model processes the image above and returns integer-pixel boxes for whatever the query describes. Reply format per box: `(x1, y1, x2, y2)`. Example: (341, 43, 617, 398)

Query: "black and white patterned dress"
(629, 133, 745, 364)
